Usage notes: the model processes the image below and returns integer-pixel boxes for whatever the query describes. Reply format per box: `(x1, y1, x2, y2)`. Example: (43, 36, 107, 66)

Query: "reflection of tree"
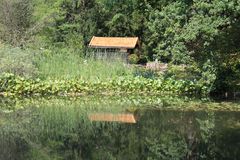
(145, 134, 187, 160)
(140, 111, 191, 160)
(0, 119, 31, 160)
(1, 106, 240, 160)
(195, 112, 216, 159)
(206, 111, 240, 159)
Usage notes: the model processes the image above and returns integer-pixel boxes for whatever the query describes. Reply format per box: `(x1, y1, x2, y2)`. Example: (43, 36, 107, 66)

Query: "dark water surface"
(0, 96, 240, 160)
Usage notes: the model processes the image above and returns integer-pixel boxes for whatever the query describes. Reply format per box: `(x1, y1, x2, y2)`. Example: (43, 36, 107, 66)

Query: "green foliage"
(106, 13, 132, 36)
(148, 0, 240, 63)
(196, 60, 217, 95)
(44, 0, 101, 46)
(214, 53, 240, 93)
(133, 67, 159, 79)
(148, 1, 189, 63)
(1, 0, 240, 93)
(128, 54, 139, 64)
(146, 0, 240, 92)
(146, 136, 188, 160)
(138, 55, 148, 64)
(0, 47, 38, 77)
(166, 62, 216, 95)
(197, 112, 215, 143)
(0, 73, 207, 96)
(166, 65, 188, 80)
(36, 49, 132, 81)
(0, 0, 33, 46)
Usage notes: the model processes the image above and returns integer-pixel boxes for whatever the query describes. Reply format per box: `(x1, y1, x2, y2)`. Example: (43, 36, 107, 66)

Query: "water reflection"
(0, 97, 239, 160)
(88, 113, 137, 123)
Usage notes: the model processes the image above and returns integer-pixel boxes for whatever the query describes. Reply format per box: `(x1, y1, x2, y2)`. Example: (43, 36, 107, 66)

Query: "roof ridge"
(89, 36, 139, 49)
(93, 36, 138, 38)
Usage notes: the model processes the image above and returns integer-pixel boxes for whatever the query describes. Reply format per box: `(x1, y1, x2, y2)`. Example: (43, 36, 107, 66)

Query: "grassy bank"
(0, 46, 133, 81)
(0, 47, 212, 96)
(36, 52, 133, 81)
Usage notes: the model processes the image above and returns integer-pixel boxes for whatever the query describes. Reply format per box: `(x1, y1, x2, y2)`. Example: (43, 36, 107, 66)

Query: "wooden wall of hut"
(89, 48, 128, 62)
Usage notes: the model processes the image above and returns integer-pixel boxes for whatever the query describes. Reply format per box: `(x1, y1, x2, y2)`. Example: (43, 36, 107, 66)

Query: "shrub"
(138, 55, 148, 64)
(128, 54, 139, 64)
(0, 47, 38, 77)
(133, 67, 159, 79)
(166, 64, 188, 80)
(0, 0, 33, 46)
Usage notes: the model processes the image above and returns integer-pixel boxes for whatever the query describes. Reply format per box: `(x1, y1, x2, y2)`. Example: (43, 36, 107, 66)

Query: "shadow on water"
(0, 96, 240, 160)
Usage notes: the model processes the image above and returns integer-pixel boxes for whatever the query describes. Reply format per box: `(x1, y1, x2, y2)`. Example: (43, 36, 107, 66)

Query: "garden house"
(89, 36, 139, 61)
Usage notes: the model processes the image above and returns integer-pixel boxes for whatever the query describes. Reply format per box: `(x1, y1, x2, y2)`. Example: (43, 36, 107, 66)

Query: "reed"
(36, 51, 133, 82)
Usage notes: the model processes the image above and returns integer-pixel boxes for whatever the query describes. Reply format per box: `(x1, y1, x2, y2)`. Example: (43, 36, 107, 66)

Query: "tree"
(0, 0, 33, 46)
(147, 0, 240, 64)
(146, 0, 240, 93)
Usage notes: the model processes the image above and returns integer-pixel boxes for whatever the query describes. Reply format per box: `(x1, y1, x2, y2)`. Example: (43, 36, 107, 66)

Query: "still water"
(0, 96, 240, 160)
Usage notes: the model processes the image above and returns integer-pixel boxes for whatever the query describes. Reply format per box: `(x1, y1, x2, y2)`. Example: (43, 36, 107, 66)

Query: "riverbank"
(1, 95, 240, 112)
(0, 46, 224, 97)
(0, 73, 207, 97)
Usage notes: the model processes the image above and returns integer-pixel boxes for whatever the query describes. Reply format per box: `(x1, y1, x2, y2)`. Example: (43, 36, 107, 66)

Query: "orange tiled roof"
(89, 36, 139, 49)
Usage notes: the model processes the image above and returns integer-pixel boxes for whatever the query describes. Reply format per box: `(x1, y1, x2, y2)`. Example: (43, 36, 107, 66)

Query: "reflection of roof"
(88, 113, 136, 123)
(89, 36, 139, 49)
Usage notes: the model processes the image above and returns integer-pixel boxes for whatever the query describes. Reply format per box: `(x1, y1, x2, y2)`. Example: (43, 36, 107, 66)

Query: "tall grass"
(36, 51, 133, 82)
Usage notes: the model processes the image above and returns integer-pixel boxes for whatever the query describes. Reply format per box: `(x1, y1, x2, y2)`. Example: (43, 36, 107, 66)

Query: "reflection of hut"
(89, 36, 139, 61)
(88, 113, 137, 123)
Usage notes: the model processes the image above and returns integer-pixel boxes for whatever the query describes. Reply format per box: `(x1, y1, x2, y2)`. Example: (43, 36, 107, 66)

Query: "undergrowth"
(36, 50, 133, 81)
(0, 73, 203, 96)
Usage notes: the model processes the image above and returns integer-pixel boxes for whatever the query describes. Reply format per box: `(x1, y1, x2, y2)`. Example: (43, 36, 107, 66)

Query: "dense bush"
(128, 54, 139, 64)
(0, 47, 38, 77)
(0, 0, 33, 46)
(133, 67, 159, 79)
(138, 55, 148, 64)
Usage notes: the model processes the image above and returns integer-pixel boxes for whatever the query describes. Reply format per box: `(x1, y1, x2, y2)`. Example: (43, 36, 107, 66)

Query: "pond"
(0, 96, 240, 160)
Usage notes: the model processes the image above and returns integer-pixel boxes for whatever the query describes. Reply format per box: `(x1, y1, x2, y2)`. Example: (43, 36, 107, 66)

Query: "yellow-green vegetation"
(36, 51, 133, 81)
(0, 47, 216, 97)
(1, 1, 240, 159)
(0, 47, 38, 77)
(0, 46, 215, 96)
(1, 0, 240, 96)
(0, 73, 205, 96)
